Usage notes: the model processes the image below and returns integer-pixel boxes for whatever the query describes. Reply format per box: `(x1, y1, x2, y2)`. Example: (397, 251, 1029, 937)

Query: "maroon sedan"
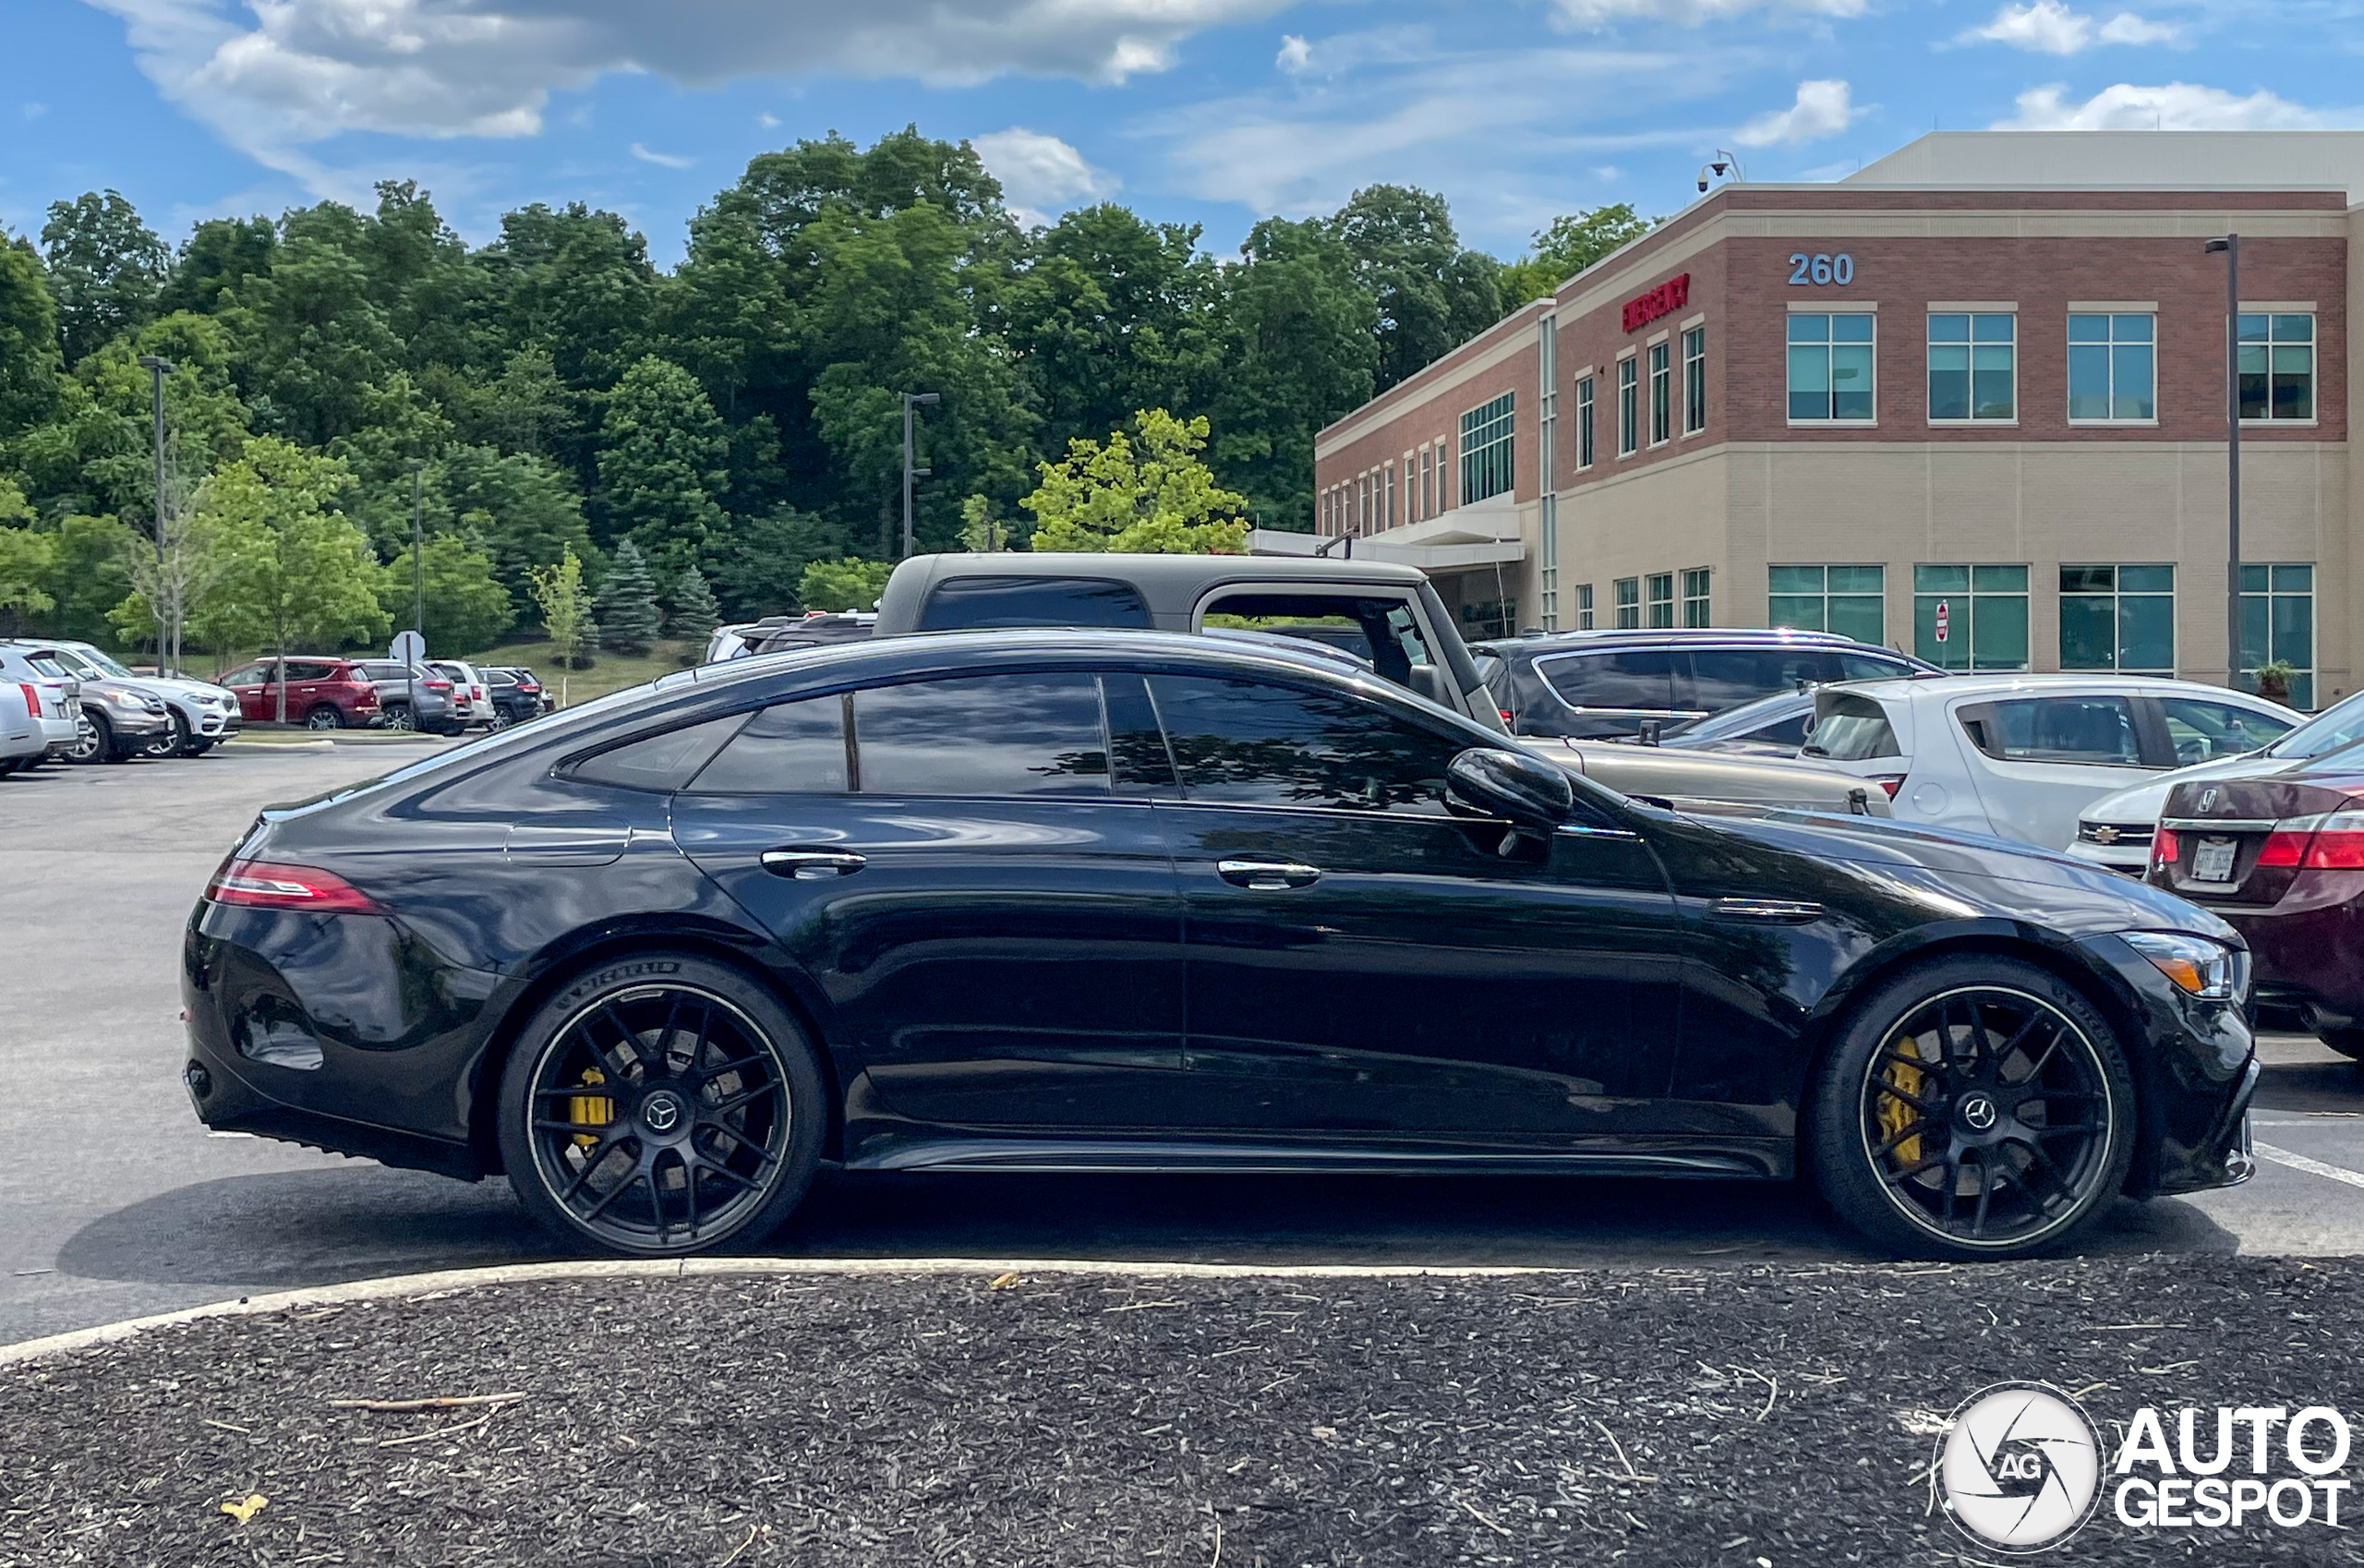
(2149, 770, 2364, 1057)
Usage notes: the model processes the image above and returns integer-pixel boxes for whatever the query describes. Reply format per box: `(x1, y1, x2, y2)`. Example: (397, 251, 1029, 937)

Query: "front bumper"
(2076, 932, 2258, 1198)
(2066, 839, 2150, 875)
(105, 706, 174, 740)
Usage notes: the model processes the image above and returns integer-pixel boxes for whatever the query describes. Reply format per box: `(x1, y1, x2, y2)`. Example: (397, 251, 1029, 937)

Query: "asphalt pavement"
(5, 743, 2363, 1349)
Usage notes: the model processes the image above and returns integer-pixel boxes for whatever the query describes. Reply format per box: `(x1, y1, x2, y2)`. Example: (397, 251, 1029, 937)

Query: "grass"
(458, 637, 704, 708)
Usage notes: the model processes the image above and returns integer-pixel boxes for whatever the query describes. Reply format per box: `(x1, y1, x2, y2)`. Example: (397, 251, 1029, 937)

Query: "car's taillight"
(2257, 831, 2308, 867)
(204, 858, 380, 913)
(2152, 827, 2179, 867)
(472, 685, 485, 702)
(1498, 709, 1514, 722)
(2303, 812, 2364, 868)
(1869, 775, 1907, 799)
(426, 681, 452, 692)
(17, 682, 36, 721)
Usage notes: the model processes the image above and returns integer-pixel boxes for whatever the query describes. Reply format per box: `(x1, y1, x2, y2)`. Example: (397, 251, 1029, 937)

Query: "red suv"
(219, 657, 384, 730)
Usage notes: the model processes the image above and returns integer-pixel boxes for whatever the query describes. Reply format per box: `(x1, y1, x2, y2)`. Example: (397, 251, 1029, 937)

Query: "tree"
(596, 356, 727, 574)
(0, 480, 54, 630)
(1024, 409, 1248, 555)
(1497, 204, 1657, 308)
(1327, 186, 1501, 393)
(665, 564, 722, 642)
(183, 439, 389, 718)
(42, 190, 169, 366)
(39, 512, 138, 645)
(222, 201, 404, 446)
(0, 232, 64, 438)
(428, 445, 597, 614)
(158, 216, 276, 318)
(797, 556, 892, 612)
(592, 536, 663, 653)
(528, 546, 597, 687)
(958, 494, 1017, 553)
(706, 504, 846, 618)
(380, 534, 514, 655)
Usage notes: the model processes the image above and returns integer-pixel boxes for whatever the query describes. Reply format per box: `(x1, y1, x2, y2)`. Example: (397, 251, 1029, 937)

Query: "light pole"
(407, 459, 424, 729)
(135, 355, 175, 672)
(2204, 235, 2241, 690)
(901, 392, 940, 559)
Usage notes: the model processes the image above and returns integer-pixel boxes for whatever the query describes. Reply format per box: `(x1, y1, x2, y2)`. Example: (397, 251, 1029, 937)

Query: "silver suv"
(6, 639, 242, 755)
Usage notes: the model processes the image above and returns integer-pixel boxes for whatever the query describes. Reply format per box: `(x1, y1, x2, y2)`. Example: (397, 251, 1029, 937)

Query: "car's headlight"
(100, 689, 147, 710)
(2124, 931, 2243, 1000)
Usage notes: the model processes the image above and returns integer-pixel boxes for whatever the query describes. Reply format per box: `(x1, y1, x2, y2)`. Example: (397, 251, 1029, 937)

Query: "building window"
(2241, 563, 2315, 708)
(1613, 576, 1639, 629)
(1647, 342, 1671, 446)
(1458, 392, 1514, 505)
(1913, 564, 2029, 671)
(1382, 462, 1394, 531)
(1574, 583, 1595, 631)
(1576, 376, 1596, 468)
(1417, 447, 1432, 520)
(1681, 568, 1710, 628)
(1646, 572, 1674, 629)
(1787, 313, 1875, 422)
(2060, 564, 2175, 675)
(2068, 314, 2154, 422)
(2239, 313, 2315, 422)
(1617, 357, 1638, 455)
(1929, 312, 2015, 422)
(1682, 327, 1706, 435)
(1769, 565, 1885, 644)
(1436, 434, 1451, 509)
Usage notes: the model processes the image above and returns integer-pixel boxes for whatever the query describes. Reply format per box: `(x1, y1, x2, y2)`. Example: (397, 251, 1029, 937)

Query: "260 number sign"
(1788, 252, 1854, 286)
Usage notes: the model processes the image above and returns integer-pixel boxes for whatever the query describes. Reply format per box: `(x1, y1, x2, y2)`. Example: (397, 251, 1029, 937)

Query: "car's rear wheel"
(304, 704, 344, 730)
(382, 701, 415, 732)
(496, 956, 825, 1257)
(1808, 957, 2135, 1260)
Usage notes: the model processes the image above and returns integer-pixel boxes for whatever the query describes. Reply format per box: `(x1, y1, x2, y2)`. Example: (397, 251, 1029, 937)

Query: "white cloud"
(757, 112, 781, 128)
(1551, 0, 1863, 24)
(971, 127, 1119, 226)
(1275, 34, 1311, 73)
(1732, 78, 1860, 146)
(78, 0, 1291, 196)
(630, 142, 693, 168)
(1997, 81, 2335, 131)
(1960, 1, 2179, 54)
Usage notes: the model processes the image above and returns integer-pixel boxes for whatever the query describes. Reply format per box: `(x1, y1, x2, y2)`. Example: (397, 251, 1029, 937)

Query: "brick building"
(1283, 132, 2364, 708)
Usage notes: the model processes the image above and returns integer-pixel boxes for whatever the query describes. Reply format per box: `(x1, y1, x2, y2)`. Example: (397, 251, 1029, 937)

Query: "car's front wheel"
(1807, 957, 2135, 1260)
(146, 710, 191, 758)
(66, 710, 109, 764)
(495, 955, 826, 1256)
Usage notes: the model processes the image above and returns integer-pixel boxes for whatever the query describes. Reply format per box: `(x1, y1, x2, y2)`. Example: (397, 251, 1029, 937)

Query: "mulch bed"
(3, 1256, 2360, 1565)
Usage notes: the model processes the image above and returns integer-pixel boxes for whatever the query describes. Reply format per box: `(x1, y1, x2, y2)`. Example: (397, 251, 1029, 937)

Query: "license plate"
(2191, 838, 2237, 883)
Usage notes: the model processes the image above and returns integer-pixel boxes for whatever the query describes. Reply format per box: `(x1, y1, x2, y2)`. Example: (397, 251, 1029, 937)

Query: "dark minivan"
(1476, 629, 1937, 740)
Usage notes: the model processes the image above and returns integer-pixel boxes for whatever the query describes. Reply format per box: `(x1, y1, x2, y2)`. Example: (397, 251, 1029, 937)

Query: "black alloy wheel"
(496, 956, 825, 1256)
(146, 710, 190, 757)
(1809, 958, 2134, 1259)
(305, 704, 344, 730)
(66, 709, 109, 764)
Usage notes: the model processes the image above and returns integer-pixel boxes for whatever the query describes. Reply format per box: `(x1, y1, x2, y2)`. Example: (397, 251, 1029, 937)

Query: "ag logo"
(1936, 1383, 2104, 1552)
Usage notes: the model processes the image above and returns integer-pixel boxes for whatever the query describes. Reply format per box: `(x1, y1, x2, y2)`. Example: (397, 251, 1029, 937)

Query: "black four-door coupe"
(183, 632, 2258, 1260)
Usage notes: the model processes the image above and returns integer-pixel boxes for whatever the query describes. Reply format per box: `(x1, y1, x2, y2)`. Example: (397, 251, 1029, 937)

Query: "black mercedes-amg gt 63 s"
(183, 631, 2258, 1260)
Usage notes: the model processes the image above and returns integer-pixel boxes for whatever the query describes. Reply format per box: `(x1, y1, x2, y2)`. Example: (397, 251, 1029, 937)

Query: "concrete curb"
(0, 1257, 1553, 1370)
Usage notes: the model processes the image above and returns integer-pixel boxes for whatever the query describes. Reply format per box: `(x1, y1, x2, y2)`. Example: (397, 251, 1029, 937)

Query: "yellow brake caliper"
(570, 1067, 612, 1149)
(1878, 1039, 1925, 1166)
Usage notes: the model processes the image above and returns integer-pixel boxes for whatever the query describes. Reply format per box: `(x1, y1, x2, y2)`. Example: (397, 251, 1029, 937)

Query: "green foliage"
(33, 512, 137, 645)
(431, 444, 596, 613)
(592, 537, 664, 653)
(42, 191, 168, 367)
(0, 233, 64, 438)
(958, 493, 1019, 553)
(665, 564, 722, 642)
(528, 545, 597, 669)
(1327, 186, 1500, 393)
(1025, 409, 1248, 555)
(158, 216, 277, 319)
(597, 356, 727, 575)
(797, 556, 893, 612)
(380, 533, 514, 656)
(706, 504, 846, 618)
(1497, 204, 1658, 308)
(180, 438, 389, 679)
(0, 479, 55, 621)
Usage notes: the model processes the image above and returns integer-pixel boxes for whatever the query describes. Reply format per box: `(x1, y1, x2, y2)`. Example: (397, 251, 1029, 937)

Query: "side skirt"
(846, 1137, 1787, 1180)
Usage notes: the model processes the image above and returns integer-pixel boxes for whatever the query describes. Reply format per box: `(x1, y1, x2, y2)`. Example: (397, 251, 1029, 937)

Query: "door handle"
(1216, 859, 1321, 891)
(762, 849, 868, 880)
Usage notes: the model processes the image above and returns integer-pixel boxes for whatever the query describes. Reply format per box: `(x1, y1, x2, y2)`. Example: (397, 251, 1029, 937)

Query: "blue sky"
(3, 0, 2358, 267)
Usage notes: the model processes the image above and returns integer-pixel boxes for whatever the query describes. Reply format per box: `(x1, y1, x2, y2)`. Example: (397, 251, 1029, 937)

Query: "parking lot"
(6, 742, 2364, 1349)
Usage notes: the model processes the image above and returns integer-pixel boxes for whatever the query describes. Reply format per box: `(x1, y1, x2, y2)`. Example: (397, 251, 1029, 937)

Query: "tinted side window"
(917, 575, 1152, 631)
(223, 665, 265, 687)
(856, 674, 1108, 796)
(689, 696, 849, 793)
(1744, 712, 1813, 747)
(1808, 694, 1900, 760)
(1835, 652, 1911, 682)
(1685, 648, 1823, 711)
(1538, 651, 1675, 712)
(1966, 697, 2140, 766)
(578, 714, 751, 792)
(1148, 675, 1457, 814)
(2159, 699, 2293, 765)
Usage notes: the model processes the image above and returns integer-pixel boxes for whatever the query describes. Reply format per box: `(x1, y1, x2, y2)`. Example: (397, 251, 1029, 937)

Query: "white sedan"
(1802, 674, 2301, 850)
(2067, 686, 2364, 871)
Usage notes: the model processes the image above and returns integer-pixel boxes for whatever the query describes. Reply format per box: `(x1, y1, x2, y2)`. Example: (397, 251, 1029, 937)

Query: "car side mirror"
(1446, 747, 1574, 829)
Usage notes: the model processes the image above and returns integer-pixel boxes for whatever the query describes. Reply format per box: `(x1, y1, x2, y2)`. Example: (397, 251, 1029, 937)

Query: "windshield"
(77, 649, 137, 678)
(2265, 689, 2364, 760)
(1669, 690, 1812, 742)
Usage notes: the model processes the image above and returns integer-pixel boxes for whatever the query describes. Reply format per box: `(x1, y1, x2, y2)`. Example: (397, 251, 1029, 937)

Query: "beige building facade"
(1284, 133, 2364, 710)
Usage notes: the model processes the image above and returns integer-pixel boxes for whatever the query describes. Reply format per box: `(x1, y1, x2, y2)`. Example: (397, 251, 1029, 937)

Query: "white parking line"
(2253, 1141, 2364, 1192)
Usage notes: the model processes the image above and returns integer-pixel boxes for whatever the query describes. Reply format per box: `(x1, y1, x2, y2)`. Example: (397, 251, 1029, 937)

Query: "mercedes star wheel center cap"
(1960, 1092, 1998, 1132)
(642, 1092, 685, 1135)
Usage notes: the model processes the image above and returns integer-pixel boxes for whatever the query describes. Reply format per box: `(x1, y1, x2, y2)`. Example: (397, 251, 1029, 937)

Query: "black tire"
(2317, 1029, 2364, 1063)
(1806, 956, 2136, 1260)
(382, 701, 415, 732)
(304, 704, 344, 730)
(147, 710, 191, 758)
(496, 954, 826, 1257)
(66, 710, 109, 764)
(187, 738, 215, 755)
